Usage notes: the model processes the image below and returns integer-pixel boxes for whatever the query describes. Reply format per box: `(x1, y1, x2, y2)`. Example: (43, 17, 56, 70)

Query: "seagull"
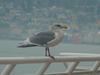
(18, 24, 68, 59)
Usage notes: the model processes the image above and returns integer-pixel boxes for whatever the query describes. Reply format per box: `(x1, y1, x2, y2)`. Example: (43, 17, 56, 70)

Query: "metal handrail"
(0, 53, 100, 75)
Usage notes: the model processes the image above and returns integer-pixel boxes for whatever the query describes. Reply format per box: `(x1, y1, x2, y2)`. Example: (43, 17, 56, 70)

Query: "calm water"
(0, 40, 100, 75)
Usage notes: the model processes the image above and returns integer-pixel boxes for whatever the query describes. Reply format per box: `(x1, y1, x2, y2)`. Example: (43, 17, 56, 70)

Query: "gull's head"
(50, 24, 68, 31)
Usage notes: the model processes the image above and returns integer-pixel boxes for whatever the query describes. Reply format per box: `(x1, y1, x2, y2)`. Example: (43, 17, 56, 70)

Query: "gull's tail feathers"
(18, 38, 37, 48)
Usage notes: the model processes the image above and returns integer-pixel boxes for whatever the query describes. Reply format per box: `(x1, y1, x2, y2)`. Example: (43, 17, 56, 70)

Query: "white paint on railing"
(0, 53, 100, 75)
(60, 52, 100, 56)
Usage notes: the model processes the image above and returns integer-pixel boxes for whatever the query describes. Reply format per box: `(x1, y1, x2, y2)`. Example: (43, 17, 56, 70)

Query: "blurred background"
(0, 0, 100, 44)
(0, 0, 100, 75)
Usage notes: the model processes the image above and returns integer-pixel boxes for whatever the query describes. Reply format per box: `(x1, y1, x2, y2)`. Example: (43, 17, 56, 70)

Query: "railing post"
(66, 61, 79, 75)
(91, 61, 100, 75)
(1, 64, 16, 75)
(91, 61, 100, 71)
(35, 62, 51, 75)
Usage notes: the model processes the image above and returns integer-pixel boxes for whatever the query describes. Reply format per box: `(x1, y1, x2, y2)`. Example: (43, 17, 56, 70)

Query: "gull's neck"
(52, 29, 65, 41)
(48, 29, 65, 47)
(51, 29, 65, 34)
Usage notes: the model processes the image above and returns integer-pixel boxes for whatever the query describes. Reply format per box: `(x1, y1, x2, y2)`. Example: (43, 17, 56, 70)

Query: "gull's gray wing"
(29, 31, 55, 45)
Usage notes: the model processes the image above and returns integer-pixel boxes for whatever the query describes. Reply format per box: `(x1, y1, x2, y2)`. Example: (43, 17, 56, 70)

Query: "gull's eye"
(55, 24, 61, 27)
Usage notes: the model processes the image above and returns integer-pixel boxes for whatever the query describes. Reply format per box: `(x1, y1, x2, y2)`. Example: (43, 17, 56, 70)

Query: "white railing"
(0, 53, 100, 75)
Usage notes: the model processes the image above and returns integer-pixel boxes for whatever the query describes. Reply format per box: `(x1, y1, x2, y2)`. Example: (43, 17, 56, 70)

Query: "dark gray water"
(0, 40, 100, 75)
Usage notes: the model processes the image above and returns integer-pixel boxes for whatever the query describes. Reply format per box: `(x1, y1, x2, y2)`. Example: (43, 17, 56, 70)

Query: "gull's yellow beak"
(62, 25, 68, 29)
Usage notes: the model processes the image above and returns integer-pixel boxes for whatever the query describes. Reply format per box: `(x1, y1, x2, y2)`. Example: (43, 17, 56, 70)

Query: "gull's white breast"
(47, 30, 64, 47)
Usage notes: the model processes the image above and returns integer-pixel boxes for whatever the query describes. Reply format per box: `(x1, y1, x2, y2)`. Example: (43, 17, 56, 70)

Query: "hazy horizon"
(0, 0, 100, 44)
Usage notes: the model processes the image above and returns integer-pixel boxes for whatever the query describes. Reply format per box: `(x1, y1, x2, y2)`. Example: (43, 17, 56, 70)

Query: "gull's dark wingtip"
(17, 44, 37, 48)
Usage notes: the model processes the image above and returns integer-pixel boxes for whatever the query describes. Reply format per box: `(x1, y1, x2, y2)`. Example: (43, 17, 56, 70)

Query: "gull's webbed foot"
(48, 55, 55, 60)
